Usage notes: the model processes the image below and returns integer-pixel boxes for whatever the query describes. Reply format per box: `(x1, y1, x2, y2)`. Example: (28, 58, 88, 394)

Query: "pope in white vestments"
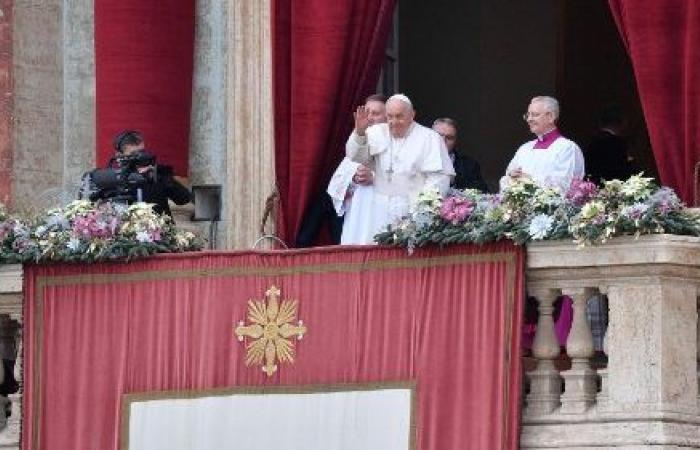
(346, 94, 455, 237)
(500, 96, 584, 192)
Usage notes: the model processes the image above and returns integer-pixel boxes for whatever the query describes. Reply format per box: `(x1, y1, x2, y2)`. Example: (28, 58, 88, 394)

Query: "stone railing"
(522, 234, 700, 449)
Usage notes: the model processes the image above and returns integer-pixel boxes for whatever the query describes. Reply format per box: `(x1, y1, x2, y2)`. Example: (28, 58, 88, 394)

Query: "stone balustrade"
(522, 234, 700, 449)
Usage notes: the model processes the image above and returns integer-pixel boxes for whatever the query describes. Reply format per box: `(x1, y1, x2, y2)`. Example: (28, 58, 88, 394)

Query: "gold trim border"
(29, 248, 520, 450)
(120, 381, 417, 450)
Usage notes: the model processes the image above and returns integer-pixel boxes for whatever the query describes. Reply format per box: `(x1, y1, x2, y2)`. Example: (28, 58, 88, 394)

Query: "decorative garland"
(0, 201, 203, 263)
(375, 175, 700, 251)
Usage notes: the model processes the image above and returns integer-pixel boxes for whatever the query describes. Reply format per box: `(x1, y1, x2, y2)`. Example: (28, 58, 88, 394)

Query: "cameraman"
(82, 130, 191, 218)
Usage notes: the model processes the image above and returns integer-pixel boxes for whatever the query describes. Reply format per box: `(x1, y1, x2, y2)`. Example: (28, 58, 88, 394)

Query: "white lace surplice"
(499, 136, 585, 192)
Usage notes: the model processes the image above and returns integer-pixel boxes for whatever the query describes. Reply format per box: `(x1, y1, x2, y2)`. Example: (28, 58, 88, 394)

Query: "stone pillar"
(61, 0, 95, 200)
(190, 0, 276, 249)
(189, 0, 227, 245)
(12, 0, 95, 212)
(606, 282, 698, 415)
(227, 0, 276, 249)
(525, 287, 562, 416)
(0, 0, 13, 206)
(560, 287, 597, 414)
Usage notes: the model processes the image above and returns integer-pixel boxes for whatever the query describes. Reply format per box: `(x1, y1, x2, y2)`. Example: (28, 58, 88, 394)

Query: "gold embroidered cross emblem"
(234, 285, 307, 376)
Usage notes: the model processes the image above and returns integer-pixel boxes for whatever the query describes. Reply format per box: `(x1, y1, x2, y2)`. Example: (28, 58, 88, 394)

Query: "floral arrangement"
(375, 174, 700, 250)
(0, 200, 203, 263)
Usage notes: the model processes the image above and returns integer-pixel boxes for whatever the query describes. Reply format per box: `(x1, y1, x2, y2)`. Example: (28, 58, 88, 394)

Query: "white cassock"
(326, 158, 380, 245)
(499, 135, 585, 192)
(346, 122, 455, 236)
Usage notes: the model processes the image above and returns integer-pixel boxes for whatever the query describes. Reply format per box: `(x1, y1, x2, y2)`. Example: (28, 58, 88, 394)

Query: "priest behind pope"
(346, 93, 455, 234)
(500, 95, 585, 192)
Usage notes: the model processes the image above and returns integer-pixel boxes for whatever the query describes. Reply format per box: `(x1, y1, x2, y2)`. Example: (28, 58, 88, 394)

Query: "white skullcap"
(387, 93, 413, 108)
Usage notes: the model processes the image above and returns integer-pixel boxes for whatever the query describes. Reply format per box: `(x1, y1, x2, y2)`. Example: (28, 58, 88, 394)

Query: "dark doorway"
(398, 0, 655, 190)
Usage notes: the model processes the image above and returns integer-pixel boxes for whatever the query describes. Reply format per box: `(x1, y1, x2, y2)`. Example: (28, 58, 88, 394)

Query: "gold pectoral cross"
(386, 167, 393, 182)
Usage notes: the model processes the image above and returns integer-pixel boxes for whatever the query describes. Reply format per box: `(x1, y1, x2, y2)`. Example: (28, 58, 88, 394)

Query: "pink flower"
(72, 211, 121, 239)
(440, 196, 475, 225)
(566, 179, 599, 207)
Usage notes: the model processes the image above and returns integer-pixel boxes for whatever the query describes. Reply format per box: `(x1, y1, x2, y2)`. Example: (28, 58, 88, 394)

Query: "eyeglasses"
(523, 111, 548, 121)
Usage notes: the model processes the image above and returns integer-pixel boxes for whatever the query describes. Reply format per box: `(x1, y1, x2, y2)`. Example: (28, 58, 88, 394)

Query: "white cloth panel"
(128, 388, 412, 450)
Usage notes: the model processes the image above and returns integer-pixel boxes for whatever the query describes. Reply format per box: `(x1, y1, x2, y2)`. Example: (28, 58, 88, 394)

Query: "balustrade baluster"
(525, 287, 562, 416)
(595, 287, 610, 412)
(560, 287, 597, 413)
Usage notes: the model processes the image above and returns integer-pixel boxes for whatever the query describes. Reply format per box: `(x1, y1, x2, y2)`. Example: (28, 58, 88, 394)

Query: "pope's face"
(365, 100, 386, 125)
(525, 100, 555, 136)
(386, 99, 415, 138)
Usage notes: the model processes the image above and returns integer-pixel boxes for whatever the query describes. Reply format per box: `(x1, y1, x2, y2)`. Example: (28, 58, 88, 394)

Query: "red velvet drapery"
(608, 1, 700, 203)
(94, 1, 196, 175)
(273, 0, 396, 244)
(23, 243, 523, 450)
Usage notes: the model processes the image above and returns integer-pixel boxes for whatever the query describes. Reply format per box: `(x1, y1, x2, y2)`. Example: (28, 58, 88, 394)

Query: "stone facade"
(0, 0, 12, 206)
(10, 0, 274, 248)
(12, 0, 95, 212)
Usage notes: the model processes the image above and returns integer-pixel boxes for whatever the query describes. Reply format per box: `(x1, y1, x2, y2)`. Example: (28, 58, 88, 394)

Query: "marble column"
(228, 0, 276, 249)
(12, 0, 95, 211)
(0, 0, 13, 206)
(190, 0, 276, 249)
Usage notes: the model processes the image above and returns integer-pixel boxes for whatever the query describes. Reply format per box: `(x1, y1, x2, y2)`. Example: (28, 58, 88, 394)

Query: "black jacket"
(452, 152, 488, 192)
(140, 165, 192, 217)
(584, 130, 633, 185)
(81, 163, 191, 218)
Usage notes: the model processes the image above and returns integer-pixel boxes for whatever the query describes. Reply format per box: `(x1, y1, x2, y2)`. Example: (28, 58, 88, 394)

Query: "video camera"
(83, 150, 159, 203)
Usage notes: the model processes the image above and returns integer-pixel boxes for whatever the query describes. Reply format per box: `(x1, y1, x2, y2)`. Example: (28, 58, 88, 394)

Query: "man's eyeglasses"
(523, 111, 548, 121)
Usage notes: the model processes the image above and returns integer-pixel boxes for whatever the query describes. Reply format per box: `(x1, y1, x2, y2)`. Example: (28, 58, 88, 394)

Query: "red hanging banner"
(23, 243, 523, 450)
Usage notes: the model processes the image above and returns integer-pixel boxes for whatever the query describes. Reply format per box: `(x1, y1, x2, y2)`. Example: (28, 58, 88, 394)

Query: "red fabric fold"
(608, 0, 700, 202)
(23, 243, 523, 450)
(94, 1, 196, 175)
(273, 0, 397, 243)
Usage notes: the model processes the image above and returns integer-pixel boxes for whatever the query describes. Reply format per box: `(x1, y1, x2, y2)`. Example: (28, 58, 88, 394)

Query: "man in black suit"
(432, 118, 488, 191)
(584, 105, 634, 185)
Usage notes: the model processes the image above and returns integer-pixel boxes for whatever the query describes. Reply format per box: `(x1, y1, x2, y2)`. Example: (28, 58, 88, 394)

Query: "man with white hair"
(346, 93, 455, 237)
(500, 96, 584, 192)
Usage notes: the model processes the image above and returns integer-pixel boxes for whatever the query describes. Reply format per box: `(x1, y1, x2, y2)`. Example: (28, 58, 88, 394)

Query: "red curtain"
(94, 1, 196, 175)
(608, 1, 700, 203)
(23, 243, 523, 450)
(273, 0, 396, 243)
